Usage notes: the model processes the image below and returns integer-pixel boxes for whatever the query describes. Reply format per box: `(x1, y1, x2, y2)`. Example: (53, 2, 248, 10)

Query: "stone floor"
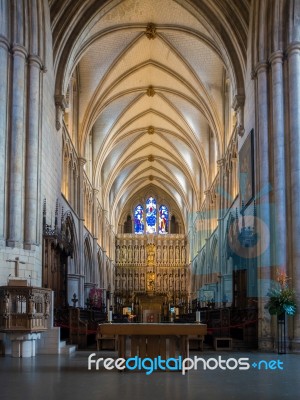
(0, 350, 299, 400)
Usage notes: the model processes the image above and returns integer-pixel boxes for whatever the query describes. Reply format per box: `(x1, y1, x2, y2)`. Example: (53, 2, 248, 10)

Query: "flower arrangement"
(265, 269, 297, 316)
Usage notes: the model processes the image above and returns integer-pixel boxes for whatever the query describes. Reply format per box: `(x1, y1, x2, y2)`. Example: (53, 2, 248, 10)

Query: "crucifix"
(6, 257, 26, 277)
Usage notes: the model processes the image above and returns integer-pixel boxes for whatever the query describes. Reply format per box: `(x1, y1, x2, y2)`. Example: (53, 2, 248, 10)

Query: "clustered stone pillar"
(93, 189, 99, 283)
(254, 61, 273, 349)
(0, 33, 9, 243)
(7, 45, 27, 247)
(78, 158, 87, 307)
(287, 43, 300, 350)
(24, 55, 43, 249)
(1, 0, 44, 249)
(270, 51, 287, 270)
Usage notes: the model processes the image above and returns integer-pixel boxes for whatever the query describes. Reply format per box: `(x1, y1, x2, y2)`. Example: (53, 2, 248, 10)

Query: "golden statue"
(147, 243, 155, 266)
(147, 272, 155, 291)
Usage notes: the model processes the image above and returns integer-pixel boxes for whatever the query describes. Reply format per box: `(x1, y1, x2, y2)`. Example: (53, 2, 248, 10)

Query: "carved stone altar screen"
(115, 234, 189, 317)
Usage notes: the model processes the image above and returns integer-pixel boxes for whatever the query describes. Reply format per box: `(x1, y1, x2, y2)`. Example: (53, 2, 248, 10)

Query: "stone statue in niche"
(156, 273, 161, 291)
(134, 272, 139, 289)
(163, 273, 168, 291)
(122, 273, 127, 290)
(140, 245, 145, 262)
(181, 274, 186, 291)
(140, 273, 145, 289)
(169, 246, 174, 264)
(163, 246, 168, 263)
(128, 246, 132, 262)
(116, 273, 120, 290)
(169, 274, 174, 290)
(134, 246, 139, 262)
(175, 274, 180, 291)
(181, 246, 186, 263)
(121, 246, 127, 262)
(116, 246, 120, 262)
(157, 246, 161, 262)
(175, 246, 180, 262)
(128, 273, 133, 289)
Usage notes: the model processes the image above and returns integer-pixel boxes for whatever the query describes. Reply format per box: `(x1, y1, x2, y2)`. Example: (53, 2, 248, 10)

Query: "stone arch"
(97, 249, 104, 287)
(84, 235, 93, 283)
(210, 234, 218, 280)
(63, 212, 79, 275)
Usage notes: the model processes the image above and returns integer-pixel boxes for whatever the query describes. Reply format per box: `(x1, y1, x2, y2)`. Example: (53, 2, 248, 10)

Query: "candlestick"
(108, 310, 113, 323)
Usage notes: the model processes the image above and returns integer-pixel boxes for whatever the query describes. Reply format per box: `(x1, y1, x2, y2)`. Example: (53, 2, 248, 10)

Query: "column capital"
(55, 94, 67, 110)
(286, 42, 300, 57)
(232, 94, 245, 111)
(253, 61, 269, 77)
(232, 95, 245, 137)
(78, 157, 87, 166)
(269, 51, 284, 65)
(217, 158, 225, 167)
(55, 95, 67, 131)
(0, 35, 10, 51)
(28, 54, 44, 70)
(11, 44, 28, 58)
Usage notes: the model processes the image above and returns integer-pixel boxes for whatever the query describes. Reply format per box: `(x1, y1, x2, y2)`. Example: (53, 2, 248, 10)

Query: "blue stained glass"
(159, 205, 168, 234)
(134, 205, 144, 234)
(146, 197, 157, 233)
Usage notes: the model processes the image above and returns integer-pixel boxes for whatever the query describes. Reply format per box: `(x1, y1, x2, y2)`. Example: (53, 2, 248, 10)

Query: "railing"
(0, 286, 51, 333)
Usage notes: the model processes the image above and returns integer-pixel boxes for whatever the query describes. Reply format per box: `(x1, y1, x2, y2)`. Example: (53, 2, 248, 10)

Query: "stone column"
(254, 61, 272, 349)
(93, 189, 99, 284)
(0, 34, 9, 242)
(217, 159, 225, 216)
(78, 158, 86, 307)
(102, 210, 108, 287)
(102, 210, 107, 252)
(109, 225, 114, 261)
(269, 51, 287, 270)
(287, 43, 300, 350)
(231, 156, 238, 199)
(7, 45, 27, 247)
(203, 190, 210, 240)
(217, 159, 225, 294)
(24, 55, 43, 248)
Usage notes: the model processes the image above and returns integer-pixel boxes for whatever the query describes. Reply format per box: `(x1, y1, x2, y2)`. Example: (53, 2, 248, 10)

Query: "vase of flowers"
(265, 269, 296, 354)
(265, 269, 297, 317)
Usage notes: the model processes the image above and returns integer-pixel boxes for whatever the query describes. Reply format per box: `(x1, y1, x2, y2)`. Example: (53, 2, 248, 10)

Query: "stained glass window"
(159, 205, 168, 234)
(134, 198, 169, 234)
(134, 205, 144, 234)
(146, 197, 157, 233)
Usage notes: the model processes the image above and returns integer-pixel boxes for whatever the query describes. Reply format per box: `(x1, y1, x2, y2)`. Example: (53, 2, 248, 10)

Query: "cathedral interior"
(1, 0, 300, 369)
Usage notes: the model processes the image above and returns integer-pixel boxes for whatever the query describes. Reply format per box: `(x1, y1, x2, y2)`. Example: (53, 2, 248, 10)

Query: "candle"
(196, 310, 201, 323)
(108, 311, 113, 323)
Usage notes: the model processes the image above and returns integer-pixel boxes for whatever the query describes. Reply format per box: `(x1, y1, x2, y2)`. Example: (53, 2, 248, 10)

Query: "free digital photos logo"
(88, 354, 284, 375)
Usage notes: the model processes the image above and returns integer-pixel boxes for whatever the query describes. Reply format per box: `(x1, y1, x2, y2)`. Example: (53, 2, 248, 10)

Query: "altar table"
(97, 323, 207, 358)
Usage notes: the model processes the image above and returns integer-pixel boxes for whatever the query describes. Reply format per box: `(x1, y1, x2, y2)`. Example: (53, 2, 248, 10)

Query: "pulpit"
(0, 284, 51, 357)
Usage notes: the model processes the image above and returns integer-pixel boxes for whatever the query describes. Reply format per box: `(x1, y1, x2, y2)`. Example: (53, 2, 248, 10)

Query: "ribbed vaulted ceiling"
(51, 0, 249, 231)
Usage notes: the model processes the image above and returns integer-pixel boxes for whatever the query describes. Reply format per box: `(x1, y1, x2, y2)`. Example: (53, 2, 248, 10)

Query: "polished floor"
(0, 350, 299, 400)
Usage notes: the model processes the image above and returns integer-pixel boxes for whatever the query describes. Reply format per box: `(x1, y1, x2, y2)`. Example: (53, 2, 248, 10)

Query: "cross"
(6, 257, 26, 277)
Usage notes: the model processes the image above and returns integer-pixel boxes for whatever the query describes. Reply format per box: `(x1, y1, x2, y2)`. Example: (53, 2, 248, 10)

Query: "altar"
(97, 323, 207, 359)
